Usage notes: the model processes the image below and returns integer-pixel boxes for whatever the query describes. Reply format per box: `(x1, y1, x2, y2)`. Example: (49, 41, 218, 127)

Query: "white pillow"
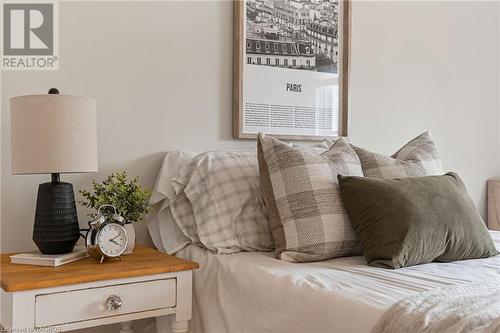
(169, 192, 200, 245)
(183, 151, 274, 253)
(149, 144, 333, 254)
(150, 151, 198, 254)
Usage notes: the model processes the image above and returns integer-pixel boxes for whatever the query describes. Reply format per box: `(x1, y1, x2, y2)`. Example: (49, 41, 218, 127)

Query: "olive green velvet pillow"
(337, 172, 498, 269)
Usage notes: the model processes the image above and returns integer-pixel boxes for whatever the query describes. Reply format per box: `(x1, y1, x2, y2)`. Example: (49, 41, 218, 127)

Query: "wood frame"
(233, 0, 351, 141)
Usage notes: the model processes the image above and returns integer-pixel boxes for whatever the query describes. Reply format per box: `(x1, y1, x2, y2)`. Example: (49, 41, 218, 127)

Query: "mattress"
(176, 231, 500, 333)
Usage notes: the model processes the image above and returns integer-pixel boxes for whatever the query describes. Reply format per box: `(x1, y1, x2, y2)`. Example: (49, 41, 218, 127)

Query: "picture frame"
(233, 0, 350, 141)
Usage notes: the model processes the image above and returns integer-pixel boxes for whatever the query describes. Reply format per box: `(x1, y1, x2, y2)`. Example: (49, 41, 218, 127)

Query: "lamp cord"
(79, 229, 88, 240)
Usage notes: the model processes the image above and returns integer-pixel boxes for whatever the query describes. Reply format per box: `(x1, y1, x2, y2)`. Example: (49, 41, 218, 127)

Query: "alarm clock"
(85, 204, 129, 263)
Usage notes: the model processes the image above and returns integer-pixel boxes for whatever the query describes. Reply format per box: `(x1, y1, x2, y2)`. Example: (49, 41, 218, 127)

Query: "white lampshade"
(10, 94, 98, 174)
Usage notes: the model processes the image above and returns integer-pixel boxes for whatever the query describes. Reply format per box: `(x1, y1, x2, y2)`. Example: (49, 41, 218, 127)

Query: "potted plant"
(79, 171, 152, 254)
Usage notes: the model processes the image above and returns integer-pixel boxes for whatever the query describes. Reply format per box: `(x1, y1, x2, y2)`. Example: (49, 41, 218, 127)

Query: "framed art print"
(233, 0, 350, 140)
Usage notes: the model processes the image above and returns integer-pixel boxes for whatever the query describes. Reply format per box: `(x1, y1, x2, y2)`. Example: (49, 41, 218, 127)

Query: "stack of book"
(10, 246, 89, 267)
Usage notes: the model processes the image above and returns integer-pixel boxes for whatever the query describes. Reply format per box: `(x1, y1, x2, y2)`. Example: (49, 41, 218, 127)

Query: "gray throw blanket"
(372, 279, 500, 333)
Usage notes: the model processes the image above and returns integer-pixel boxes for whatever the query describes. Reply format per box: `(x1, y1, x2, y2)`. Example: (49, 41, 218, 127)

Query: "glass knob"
(106, 294, 122, 311)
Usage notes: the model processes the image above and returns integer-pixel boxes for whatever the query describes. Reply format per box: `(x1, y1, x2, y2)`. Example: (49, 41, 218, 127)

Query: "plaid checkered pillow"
(183, 151, 274, 253)
(158, 152, 202, 247)
(169, 192, 200, 245)
(257, 133, 363, 263)
(352, 132, 444, 179)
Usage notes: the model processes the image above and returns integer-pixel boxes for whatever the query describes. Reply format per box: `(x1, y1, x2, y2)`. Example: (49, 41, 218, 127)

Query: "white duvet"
(372, 278, 500, 333)
(176, 231, 500, 333)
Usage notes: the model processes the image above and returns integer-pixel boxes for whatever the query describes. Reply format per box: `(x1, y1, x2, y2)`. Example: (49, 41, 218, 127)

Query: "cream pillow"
(352, 132, 444, 179)
(257, 133, 363, 262)
(183, 151, 274, 253)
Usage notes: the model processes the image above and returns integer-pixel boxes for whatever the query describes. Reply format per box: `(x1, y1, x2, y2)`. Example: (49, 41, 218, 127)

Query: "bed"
(147, 149, 500, 333)
(146, 235, 500, 333)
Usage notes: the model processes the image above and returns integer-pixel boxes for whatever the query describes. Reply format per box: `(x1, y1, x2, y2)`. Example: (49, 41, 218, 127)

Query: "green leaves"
(79, 171, 152, 223)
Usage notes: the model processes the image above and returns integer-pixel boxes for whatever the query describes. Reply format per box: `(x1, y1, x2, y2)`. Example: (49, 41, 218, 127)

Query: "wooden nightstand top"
(0, 245, 199, 292)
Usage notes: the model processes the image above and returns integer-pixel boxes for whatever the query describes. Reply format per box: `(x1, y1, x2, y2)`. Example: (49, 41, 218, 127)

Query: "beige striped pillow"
(183, 151, 274, 253)
(352, 132, 444, 179)
(257, 133, 363, 263)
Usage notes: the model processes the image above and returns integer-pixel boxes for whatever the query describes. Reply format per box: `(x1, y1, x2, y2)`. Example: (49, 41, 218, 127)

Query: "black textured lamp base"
(33, 181, 80, 254)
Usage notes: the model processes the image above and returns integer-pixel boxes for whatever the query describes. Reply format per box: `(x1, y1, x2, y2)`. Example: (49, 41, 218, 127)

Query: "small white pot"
(123, 223, 136, 255)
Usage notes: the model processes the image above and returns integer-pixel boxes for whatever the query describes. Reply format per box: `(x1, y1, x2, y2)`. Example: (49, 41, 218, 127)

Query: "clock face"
(97, 223, 128, 257)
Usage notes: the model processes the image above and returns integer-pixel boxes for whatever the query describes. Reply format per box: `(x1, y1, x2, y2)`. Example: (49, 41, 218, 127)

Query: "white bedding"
(176, 231, 500, 333)
(372, 278, 500, 333)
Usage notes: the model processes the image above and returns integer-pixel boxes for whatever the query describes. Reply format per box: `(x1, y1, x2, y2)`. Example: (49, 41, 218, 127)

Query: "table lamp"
(10, 88, 98, 254)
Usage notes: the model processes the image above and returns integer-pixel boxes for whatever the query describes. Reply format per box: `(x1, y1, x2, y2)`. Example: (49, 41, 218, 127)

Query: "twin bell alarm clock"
(86, 204, 129, 263)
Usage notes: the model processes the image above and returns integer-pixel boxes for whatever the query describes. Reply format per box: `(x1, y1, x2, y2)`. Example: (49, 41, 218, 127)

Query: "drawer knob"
(106, 294, 122, 311)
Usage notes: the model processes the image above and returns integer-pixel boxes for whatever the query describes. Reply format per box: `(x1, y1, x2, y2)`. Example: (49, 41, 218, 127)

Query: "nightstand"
(0, 245, 198, 333)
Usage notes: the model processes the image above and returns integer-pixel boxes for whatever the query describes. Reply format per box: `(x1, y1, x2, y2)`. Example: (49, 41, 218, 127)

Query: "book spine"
(11, 258, 53, 266)
(55, 251, 89, 266)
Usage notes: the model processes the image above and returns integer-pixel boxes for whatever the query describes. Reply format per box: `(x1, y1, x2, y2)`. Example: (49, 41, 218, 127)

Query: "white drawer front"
(35, 278, 176, 328)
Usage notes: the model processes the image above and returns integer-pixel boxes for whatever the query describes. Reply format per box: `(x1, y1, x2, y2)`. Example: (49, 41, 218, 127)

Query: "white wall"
(1, 0, 251, 253)
(2, 0, 500, 249)
(2, 0, 500, 248)
(1, 1, 500, 332)
(2, 1, 500, 255)
(350, 0, 500, 214)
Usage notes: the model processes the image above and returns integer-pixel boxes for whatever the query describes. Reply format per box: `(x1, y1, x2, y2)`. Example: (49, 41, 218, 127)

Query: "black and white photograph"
(245, 0, 341, 74)
(234, 0, 349, 140)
